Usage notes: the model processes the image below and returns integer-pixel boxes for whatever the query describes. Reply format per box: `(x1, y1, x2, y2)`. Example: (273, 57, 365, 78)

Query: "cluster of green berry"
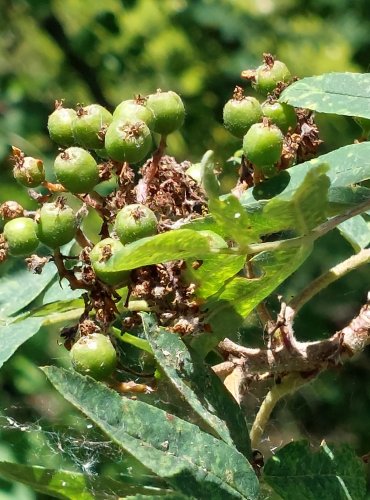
(223, 53, 297, 180)
(0, 90, 187, 382)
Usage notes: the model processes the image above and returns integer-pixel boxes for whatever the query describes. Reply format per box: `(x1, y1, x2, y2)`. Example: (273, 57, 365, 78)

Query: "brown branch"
(218, 297, 370, 377)
(53, 248, 91, 290)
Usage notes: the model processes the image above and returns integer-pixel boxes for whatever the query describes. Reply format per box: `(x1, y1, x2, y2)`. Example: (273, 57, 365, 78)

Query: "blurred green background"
(1, 0, 370, 497)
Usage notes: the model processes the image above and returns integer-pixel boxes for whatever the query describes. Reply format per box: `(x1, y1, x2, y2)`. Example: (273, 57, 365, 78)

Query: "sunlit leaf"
(280, 73, 370, 119)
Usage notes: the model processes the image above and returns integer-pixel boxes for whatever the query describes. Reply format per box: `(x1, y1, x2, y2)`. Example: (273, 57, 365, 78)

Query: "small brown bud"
(0, 201, 25, 220)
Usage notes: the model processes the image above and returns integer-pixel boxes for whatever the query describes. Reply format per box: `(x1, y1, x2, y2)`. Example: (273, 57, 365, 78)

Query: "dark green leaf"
(264, 440, 366, 500)
(0, 461, 165, 500)
(141, 313, 251, 458)
(0, 317, 43, 369)
(43, 366, 259, 500)
(279, 73, 370, 119)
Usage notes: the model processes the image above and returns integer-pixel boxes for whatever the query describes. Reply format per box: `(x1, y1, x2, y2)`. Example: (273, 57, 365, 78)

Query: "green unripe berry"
(3, 217, 39, 256)
(13, 156, 45, 188)
(105, 119, 152, 163)
(70, 333, 117, 381)
(223, 88, 262, 138)
(261, 101, 297, 134)
(114, 204, 157, 245)
(113, 99, 155, 129)
(146, 90, 185, 135)
(37, 201, 77, 249)
(243, 122, 284, 166)
(48, 105, 77, 147)
(73, 104, 113, 149)
(254, 55, 291, 94)
(54, 147, 100, 193)
(90, 237, 130, 287)
(354, 116, 370, 138)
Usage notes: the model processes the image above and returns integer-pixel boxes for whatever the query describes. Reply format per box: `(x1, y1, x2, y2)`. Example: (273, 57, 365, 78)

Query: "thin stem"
(289, 248, 370, 314)
(53, 248, 90, 290)
(75, 228, 93, 249)
(250, 373, 310, 450)
(136, 135, 167, 203)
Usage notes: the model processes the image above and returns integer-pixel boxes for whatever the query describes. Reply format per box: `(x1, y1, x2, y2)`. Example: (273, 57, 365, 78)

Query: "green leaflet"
(0, 461, 167, 500)
(0, 260, 57, 319)
(0, 317, 44, 369)
(261, 163, 330, 235)
(337, 215, 370, 252)
(239, 142, 370, 209)
(193, 245, 312, 353)
(43, 366, 259, 500)
(279, 72, 370, 119)
(0, 299, 84, 370)
(264, 440, 366, 500)
(141, 313, 252, 458)
(100, 229, 229, 274)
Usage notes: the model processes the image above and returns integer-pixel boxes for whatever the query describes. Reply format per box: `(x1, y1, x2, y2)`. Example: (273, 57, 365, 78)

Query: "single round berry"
(13, 156, 45, 188)
(254, 55, 291, 94)
(70, 333, 117, 381)
(113, 99, 155, 129)
(37, 201, 77, 249)
(261, 101, 297, 134)
(48, 105, 77, 147)
(146, 90, 185, 135)
(54, 147, 100, 193)
(354, 117, 370, 138)
(114, 204, 157, 245)
(3, 217, 39, 256)
(243, 122, 284, 166)
(105, 119, 152, 163)
(90, 237, 130, 287)
(73, 104, 113, 149)
(223, 88, 262, 138)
